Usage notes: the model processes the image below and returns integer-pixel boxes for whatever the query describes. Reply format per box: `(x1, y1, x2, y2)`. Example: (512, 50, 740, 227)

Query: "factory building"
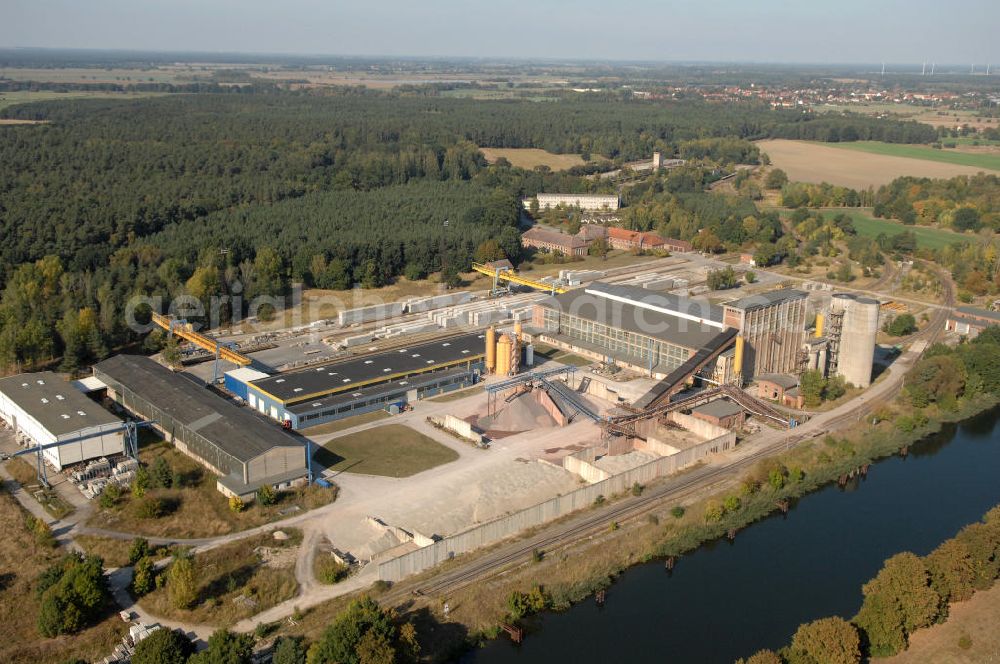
(233, 332, 486, 429)
(534, 193, 620, 211)
(945, 306, 1000, 338)
(722, 290, 808, 378)
(0, 372, 124, 470)
(530, 282, 737, 381)
(824, 294, 879, 388)
(93, 356, 308, 499)
(521, 227, 590, 256)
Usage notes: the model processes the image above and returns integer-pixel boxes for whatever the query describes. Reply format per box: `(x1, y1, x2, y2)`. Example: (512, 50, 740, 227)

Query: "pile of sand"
(482, 393, 557, 433)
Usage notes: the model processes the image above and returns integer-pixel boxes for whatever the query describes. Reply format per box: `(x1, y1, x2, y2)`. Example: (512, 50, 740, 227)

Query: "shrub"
(132, 466, 150, 498)
(670, 506, 685, 519)
(631, 482, 643, 496)
(167, 554, 198, 610)
(100, 483, 121, 509)
(531, 548, 544, 563)
(229, 495, 246, 513)
(723, 495, 742, 514)
(593, 494, 606, 507)
(257, 484, 277, 506)
(135, 496, 164, 519)
(35, 553, 109, 637)
(316, 557, 350, 584)
(131, 557, 155, 596)
(128, 537, 151, 565)
(132, 628, 193, 664)
(958, 634, 973, 650)
(150, 457, 173, 489)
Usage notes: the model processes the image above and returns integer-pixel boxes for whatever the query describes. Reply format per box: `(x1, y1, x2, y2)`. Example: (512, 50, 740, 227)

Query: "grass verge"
(314, 424, 459, 477)
(86, 441, 336, 538)
(138, 529, 302, 627)
(300, 410, 390, 436)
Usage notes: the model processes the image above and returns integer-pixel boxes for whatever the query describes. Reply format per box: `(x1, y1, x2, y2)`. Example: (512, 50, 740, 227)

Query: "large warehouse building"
(530, 282, 810, 391)
(0, 372, 124, 470)
(231, 332, 487, 429)
(93, 356, 308, 499)
(530, 283, 738, 383)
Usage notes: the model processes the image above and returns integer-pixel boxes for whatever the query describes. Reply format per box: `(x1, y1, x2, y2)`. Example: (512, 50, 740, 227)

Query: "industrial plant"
(0, 246, 886, 586)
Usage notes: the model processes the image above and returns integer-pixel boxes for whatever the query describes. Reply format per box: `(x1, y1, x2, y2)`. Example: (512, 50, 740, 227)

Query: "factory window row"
(544, 309, 689, 371)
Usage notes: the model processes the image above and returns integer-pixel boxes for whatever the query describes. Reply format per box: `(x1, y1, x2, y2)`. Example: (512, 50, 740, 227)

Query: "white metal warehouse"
(0, 371, 124, 470)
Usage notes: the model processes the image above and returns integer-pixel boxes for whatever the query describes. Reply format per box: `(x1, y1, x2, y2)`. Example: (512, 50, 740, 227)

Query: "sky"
(3, 0, 999, 65)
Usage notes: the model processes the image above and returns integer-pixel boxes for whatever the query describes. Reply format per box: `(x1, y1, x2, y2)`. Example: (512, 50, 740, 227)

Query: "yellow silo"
(485, 327, 497, 373)
(496, 334, 512, 376)
(514, 321, 523, 342)
(814, 313, 825, 338)
(733, 336, 745, 379)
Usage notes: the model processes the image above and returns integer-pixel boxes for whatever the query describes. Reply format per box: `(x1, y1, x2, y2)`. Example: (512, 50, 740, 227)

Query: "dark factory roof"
(541, 284, 728, 350)
(286, 367, 472, 416)
(585, 282, 724, 324)
(724, 289, 808, 311)
(250, 332, 486, 403)
(93, 355, 302, 463)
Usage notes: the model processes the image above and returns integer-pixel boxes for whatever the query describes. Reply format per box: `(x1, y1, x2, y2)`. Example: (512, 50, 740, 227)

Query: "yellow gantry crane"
(151, 312, 252, 367)
(471, 262, 567, 296)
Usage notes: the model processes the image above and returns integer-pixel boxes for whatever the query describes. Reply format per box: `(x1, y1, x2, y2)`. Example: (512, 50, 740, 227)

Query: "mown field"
(817, 209, 977, 250)
(758, 139, 996, 189)
(826, 141, 1000, 171)
(479, 146, 585, 170)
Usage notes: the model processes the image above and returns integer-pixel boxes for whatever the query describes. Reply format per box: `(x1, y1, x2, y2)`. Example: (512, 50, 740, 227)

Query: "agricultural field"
(758, 139, 997, 189)
(814, 209, 977, 250)
(479, 147, 585, 170)
(826, 141, 1000, 171)
(314, 424, 459, 477)
(0, 90, 165, 114)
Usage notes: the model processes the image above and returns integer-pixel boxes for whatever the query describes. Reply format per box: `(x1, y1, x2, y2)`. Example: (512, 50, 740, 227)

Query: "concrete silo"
(827, 294, 879, 388)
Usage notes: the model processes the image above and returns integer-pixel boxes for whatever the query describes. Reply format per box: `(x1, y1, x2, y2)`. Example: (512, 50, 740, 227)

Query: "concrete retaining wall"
(667, 411, 730, 441)
(377, 431, 736, 581)
(534, 388, 569, 426)
(430, 414, 484, 445)
(635, 436, 681, 456)
(562, 447, 610, 484)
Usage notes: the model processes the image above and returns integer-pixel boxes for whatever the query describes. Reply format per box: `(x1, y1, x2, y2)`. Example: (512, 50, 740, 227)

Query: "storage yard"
(1, 246, 898, 587)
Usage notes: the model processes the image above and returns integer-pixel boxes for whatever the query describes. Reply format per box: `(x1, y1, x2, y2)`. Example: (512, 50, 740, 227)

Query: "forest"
(0, 89, 948, 371)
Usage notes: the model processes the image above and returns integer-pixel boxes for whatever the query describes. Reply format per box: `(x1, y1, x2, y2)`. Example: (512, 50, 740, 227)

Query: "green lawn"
(314, 424, 459, 477)
(822, 141, 1000, 171)
(300, 409, 390, 436)
(816, 209, 976, 250)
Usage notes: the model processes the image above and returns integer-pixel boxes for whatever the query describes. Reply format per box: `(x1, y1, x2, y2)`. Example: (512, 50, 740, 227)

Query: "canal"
(467, 406, 1000, 663)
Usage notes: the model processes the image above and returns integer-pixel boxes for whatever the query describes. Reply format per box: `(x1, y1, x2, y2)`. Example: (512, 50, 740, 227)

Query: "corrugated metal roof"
(0, 371, 120, 437)
(543, 284, 729, 350)
(93, 355, 302, 463)
(724, 289, 808, 311)
(956, 306, 1000, 322)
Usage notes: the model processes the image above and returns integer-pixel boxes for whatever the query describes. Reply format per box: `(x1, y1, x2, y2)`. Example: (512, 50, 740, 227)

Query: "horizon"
(4, 0, 999, 65)
(1, 45, 997, 69)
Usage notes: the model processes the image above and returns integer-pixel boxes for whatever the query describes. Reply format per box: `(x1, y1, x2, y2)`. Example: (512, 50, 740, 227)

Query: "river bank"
(449, 395, 1000, 662)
